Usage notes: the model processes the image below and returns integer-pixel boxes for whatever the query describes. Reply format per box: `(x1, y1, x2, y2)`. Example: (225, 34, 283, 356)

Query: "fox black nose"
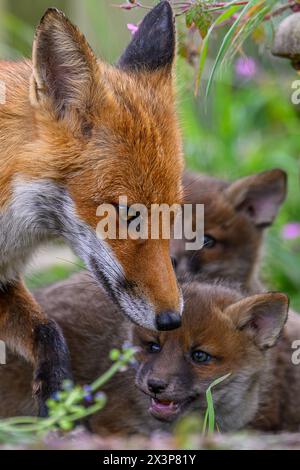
(156, 311, 181, 331)
(148, 378, 167, 394)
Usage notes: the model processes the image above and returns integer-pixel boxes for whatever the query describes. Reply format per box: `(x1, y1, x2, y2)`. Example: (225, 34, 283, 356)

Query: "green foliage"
(178, 0, 291, 95)
(202, 373, 231, 434)
(174, 373, 231, 447)
(25, 261, 84, 290)
(195, 4, 241, 93)
(0, 11, 33, 58)
(186, 3, 213, 39)
(0, 347, 136, 445)
(204, 0, 278, 97)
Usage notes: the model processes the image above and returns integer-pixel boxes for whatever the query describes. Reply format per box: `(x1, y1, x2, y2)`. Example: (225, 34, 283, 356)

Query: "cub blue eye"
(204, 234, 216, 249)
(191, 350, 212, 364)
(148, 342, 161, 353)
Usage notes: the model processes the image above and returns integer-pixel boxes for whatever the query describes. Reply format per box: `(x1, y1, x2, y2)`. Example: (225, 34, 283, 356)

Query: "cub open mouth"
(149, 397, 182, 421)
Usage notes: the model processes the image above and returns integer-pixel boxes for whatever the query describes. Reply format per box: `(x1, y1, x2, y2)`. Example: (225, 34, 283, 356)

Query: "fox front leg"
(0, 280, 72, 416)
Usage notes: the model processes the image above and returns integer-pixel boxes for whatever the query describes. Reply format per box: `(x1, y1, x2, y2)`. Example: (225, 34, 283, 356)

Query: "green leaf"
(186, 4, 213, 39)
(58, 420, 73, 432)
(202, 373, 231, 435)
(224, 1, 277, 64)
(195, 3, 242, 95)
(205, 0, 266, 98)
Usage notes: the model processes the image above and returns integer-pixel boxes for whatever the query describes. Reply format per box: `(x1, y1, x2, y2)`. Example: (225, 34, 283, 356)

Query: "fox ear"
(118, 1, 175, 73)
(226, 292, 289, 349)
(224, 169, 287, 228)
(31, 8, 98, 118)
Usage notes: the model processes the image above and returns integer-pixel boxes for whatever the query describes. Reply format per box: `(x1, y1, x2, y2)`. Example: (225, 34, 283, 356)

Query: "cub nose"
(156, 311, 181, 331)
(148, 378, 167, 394)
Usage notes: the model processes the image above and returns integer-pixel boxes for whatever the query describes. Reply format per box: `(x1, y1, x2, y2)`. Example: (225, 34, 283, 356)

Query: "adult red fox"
(0, 2, 183, 414)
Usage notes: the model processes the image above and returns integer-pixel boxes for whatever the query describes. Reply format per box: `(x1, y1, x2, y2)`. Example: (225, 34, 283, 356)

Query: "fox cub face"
(28, 3, 183, 330)
(132, 283, 288, 431)
(172, 169, 286, 290)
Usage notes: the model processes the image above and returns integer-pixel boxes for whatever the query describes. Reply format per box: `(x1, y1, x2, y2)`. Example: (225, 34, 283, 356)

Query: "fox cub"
(171, 168, 287, 293)
(0, 2, 184, 414)
(0, 272, 297, 433)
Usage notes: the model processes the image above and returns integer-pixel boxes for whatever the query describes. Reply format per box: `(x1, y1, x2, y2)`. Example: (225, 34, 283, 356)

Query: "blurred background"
(0, 0, 299, 308)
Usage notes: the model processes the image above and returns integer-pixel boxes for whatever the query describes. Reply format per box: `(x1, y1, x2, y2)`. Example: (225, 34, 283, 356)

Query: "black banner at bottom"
(0, 449, 296, 466)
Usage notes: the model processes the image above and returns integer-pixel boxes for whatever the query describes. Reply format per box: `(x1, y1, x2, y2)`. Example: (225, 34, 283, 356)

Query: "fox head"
(23, 3, 183, 330)
(171, 169, 287, 291)
(132, 282, 288, 431)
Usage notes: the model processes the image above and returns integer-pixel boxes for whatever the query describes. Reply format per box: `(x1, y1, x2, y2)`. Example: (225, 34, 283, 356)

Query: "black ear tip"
(154, 1, 173, 15)
(150, 1, 174, 24)
(118, 1, 175, 72)
(141, 1, 174, 31)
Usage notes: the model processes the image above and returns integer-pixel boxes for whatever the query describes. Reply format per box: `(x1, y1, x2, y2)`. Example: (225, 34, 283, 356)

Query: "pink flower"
(120, 2, 137, 10)
(281, 223, 300, 240)
(127, 23, 139, 35)
(235, 57, 257, 79)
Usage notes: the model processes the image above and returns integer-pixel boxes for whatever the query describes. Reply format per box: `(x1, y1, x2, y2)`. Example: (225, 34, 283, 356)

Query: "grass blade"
(205, 0, 264, 98)
(202, 373, 232, 435)
(195, 3, 242, 95)
(224, 0, 278, 64)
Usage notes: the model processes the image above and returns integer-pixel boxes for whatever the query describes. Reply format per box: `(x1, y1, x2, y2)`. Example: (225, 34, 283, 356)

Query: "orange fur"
(0, 7, 183, 315)
(0, 4, 184, 412)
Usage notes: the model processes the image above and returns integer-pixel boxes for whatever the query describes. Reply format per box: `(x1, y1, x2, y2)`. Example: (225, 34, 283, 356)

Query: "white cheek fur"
(0, 178, 156, 329)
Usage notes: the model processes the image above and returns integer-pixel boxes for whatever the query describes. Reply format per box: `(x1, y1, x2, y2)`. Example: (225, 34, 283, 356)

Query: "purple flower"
(235, 57, 257, 79)
(127, 23, 139, 35)
(84, 394, 93, 403)
(51, 391, 60, 401)
(282, 223, 300, 240)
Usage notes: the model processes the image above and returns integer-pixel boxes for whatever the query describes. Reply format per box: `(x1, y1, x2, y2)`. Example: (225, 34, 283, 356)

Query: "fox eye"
(117, 205, 139, 223)
(147, 342, 161, 353)
(203, 234, 216, 249)
(191, 350, 212, 364)
(171, 256, 177, 271)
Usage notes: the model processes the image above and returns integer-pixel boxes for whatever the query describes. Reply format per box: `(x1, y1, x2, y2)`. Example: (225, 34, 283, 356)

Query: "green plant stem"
(90, 348, 135, 392)
(0, 348, 136, 442)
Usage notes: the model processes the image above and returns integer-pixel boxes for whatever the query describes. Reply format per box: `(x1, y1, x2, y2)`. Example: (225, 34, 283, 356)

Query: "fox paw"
(33, 320, 72, 417)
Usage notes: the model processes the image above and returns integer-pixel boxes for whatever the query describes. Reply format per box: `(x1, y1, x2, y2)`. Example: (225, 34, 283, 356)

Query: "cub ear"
(224, 169, 287, 228)
(118, 1, 175, 73)
(31, 8, 99, 119)
(226, 292, 289, 349)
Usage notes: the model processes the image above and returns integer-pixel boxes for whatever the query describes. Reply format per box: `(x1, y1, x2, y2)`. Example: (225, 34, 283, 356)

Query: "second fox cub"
(172, 168, 287, 292)
(0, 3, 184, 413)
(0, 273, 297, 433)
